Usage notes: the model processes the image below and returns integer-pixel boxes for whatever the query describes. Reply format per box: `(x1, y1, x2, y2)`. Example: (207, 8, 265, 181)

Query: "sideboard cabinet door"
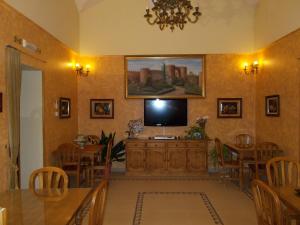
(186, 149, 206, 172)
(167, 148, 186, 172)
(146, 148, 166, 172)
(126, 148, 145, 172)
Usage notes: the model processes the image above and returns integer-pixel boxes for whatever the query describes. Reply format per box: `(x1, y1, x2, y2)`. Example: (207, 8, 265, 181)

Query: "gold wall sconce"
(68, 62, 90, 77)
(243, 60, 259, 75)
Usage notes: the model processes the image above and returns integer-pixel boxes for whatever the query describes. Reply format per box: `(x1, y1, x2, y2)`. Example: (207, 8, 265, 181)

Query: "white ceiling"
(74, 0, 102, 12)
(74, 0, 259, 12)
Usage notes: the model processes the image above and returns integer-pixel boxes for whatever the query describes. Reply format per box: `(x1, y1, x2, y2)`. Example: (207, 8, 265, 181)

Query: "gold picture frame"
(265, 95, 280, 117)
(90, 99, 114, 119)
(59, 97, 71, 119)
(217, 98, 243, 118)
(125, 55, 206, 99)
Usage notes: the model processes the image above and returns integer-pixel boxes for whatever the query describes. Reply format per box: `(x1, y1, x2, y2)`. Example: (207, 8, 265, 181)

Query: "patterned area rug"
(133, 192, 223, 225)
(103, 176, 257, 225)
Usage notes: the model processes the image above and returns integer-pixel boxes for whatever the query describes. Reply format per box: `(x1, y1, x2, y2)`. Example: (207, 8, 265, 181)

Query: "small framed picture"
(90, 99, 114, 119)
(59, 97, 71, 118)
(265, 95, 280, 117)
(0, 92, 2, 113)
(217, 98, 242, 118)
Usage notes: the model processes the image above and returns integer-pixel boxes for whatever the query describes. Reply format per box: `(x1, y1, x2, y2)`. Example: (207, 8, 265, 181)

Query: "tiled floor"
(103, 176, 257, 225)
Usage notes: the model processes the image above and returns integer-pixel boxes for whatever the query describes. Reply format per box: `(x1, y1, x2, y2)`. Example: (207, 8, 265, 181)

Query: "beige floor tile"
(103, 177, 258, 225)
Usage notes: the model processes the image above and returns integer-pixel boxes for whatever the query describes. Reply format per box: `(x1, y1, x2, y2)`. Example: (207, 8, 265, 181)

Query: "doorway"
(20, 65, 43, 189)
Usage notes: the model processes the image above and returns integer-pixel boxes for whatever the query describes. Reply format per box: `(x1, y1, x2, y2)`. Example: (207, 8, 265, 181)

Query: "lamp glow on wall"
(68, 62, 90, 77)
(242, 60, 259, 75)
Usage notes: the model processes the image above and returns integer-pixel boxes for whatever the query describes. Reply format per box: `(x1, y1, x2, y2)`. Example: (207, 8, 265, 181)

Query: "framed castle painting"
(125, 55, 206, 99)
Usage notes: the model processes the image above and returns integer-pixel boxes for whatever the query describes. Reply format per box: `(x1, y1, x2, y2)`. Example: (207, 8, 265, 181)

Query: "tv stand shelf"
(125, 139, 208, 175)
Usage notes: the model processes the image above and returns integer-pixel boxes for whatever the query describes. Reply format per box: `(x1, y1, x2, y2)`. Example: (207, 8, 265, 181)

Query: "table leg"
(255, 162, 259, 179)
(91, 155, 94, 187)
(239, 153, 244, 190)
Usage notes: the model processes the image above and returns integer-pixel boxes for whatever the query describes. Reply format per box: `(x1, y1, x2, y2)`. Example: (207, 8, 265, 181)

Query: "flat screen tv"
(144, 99, 187, 126)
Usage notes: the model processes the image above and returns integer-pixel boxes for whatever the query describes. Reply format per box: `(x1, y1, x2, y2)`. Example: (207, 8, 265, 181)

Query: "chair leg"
(76, 174, 80, 187)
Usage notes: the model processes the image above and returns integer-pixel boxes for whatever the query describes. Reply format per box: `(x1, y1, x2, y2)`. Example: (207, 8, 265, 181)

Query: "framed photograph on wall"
(0, 92, 2, 113)
(265, 95, 280, 117)
(217, 98, 243, 118)
(125, 55, 206, 99)
(90, 99, 114, 119)
(59, 97, 71, 118)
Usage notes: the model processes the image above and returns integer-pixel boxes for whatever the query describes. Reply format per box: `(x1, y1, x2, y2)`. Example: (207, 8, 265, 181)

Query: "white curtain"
(5, 46, 21, 189)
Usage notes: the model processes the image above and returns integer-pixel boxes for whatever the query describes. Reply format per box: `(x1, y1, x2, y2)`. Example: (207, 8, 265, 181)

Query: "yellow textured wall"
(255, 0, 300, 50)
(78, 55, 256, 147)
(0, 1, 78, 191)
(255, 29, 300, 159)
(3, 0, 79, 51)
(79, 0, 256, 55)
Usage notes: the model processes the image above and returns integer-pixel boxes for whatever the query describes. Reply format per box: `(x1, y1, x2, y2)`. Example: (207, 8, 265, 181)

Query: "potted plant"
(99, 131, 126, 163)
(209, 144, 230, 168)
(185, 116, 209, 139)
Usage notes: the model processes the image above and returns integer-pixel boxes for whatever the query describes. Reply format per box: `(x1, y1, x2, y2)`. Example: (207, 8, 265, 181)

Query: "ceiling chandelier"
(144, 0, 202, 31)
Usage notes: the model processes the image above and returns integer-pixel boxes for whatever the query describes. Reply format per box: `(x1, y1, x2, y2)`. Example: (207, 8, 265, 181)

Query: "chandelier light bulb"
(144, 0, 202, 31)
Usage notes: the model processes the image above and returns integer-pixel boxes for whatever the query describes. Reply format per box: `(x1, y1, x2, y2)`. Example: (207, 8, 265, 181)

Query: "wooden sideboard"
(125, 139, 208, 175)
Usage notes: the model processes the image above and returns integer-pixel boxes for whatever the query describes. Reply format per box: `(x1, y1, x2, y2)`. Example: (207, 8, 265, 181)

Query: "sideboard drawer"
(187, 142, 206, 148)
(146, 142, 166, 148)
(167, 142, 187, 148)
(127, 142, 146, 148)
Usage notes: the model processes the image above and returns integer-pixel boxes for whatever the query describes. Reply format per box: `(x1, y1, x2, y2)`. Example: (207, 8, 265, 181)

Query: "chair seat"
(223, 160, 240, 168)
(62, 165, 78, 171)
(243, 157, 255, 162)
(248, 163, 266, 172)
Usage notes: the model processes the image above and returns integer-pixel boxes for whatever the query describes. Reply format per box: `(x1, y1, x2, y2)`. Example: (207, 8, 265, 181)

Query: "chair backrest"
(89, 180, 108, 225)
(103, 140, 113, 179)
(251, 179, 283, 225)
(56, 143, 80, 167)
(255, 142, 280, 162)
(266, 157, 300, 187)
(29, 166, 68, 189)
(0, 207, 7, 225)
(215, 138, 224, 166)
(235, 134, 254, 148)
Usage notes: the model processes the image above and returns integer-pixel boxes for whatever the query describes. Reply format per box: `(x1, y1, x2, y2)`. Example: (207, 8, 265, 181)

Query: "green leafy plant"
(100, 131, 126, 163)
(209, 145, 230, 167)
(185, 126, 206, 139)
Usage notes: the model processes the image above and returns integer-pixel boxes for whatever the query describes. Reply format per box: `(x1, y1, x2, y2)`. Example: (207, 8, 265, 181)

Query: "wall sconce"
(243, 60, 259, 75)
(68, 62, 90, 77)
(75, 63, 90, 77)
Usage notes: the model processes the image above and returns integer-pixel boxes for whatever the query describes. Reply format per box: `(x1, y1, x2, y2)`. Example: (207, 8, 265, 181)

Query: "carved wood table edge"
(0, 188, 93, 225)
(273, 186, 300, 214)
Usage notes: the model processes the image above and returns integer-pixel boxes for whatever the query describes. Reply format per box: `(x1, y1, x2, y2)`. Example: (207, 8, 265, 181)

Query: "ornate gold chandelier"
(144, 0, 202, 31)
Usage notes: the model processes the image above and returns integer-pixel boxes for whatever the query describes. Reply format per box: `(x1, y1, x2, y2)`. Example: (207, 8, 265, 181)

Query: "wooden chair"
(56, 143, 82, 187)
(29, 166, 68, 189)
(87, 140, 113, 186)
(266, 157, 300, 187)
(235, 134, 254, 148)
(249, 142, 280, 179)
(251, 179, 285, 225)
(266, 157, 300, 224)
(0, 207, 7, 225)
(215, 138, 240, 182)
(82, 180, 108, 225)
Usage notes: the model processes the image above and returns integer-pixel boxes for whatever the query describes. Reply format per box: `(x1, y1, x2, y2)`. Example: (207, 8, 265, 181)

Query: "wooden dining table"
(224, 143, 256, 190)
(0, 188, 92, 225)
(274, 186, 300, 214)
(79, 144, 102, 186)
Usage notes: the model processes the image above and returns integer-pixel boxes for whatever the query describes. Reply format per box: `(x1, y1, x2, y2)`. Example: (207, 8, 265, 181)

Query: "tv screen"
(144, 99, 187, 126)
